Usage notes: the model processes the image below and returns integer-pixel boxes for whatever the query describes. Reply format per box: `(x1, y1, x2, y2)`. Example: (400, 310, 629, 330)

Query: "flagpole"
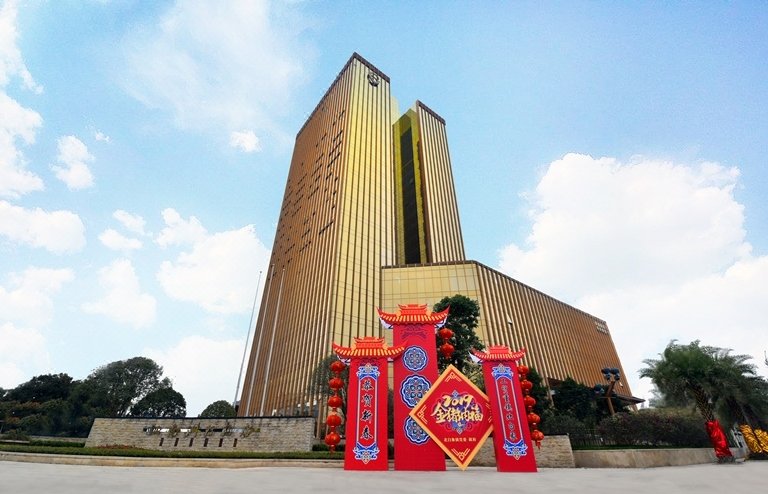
(232, 270, 262, 411)
(241, 264, 275, 415)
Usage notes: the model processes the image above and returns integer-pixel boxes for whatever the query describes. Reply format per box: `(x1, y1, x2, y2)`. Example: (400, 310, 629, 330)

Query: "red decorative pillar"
(333, 337, 404, 470)
(473, 346, 537, 472)
(379, 304, 448, 471)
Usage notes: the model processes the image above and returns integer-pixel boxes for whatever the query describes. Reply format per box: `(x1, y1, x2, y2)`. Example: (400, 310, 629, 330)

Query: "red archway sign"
(333, 337, 404, 471)
(473, 346, 537, 472)
(379, 304, 448, 471)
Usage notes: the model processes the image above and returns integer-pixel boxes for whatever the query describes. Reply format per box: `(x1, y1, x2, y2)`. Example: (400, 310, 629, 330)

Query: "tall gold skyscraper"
(239, 54, 637, 418)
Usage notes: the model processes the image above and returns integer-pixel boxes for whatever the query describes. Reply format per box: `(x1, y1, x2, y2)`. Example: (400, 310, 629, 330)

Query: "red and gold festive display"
(327, 305, 548, 473)
(472, 346, 538, 472)
(408, 365, 493, 470)
(379, 304, 449, 471)
(333, 337, 404, 470)
(324, 359, 346, 452)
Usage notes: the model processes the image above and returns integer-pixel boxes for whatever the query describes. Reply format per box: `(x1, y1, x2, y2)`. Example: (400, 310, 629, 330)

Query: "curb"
(0, 451, 343, 469)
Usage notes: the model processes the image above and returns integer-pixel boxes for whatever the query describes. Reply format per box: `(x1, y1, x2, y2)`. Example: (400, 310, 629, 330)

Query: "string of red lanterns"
(518, 364, 544, 448)
(324, 359, 346, 452)
(437, 327, 455, 360)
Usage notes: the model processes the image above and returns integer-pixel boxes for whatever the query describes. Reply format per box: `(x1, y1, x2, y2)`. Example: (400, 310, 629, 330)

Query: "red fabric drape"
(705, 420, 733, 459)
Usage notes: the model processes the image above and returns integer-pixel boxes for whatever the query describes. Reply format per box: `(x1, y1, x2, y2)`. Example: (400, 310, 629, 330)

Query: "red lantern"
(437, 328, 454, 340)
(329, 377, 344, 390)
(439, 342, 455, 358)
(326, 413, 342, 427)
(520, 379, 533, 392)
(330, 360, 346, 374)
(524, 395, 536, 410)
(531, 429, 544, 446)
(327, 395, 343, 408)
(517, 364, 529, 375)
(527, 412, 541, 425)
(324, 431, 341, 447)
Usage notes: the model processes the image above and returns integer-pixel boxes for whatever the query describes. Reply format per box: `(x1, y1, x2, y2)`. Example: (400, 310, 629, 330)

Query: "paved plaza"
(1, 460, 766, 494)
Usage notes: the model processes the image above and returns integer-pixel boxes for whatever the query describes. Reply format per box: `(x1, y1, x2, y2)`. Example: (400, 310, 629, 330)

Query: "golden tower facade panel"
(240, 54, 394, 416)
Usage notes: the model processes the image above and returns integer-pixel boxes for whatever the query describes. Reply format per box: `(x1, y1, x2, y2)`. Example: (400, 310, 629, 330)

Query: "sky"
(1, 0, 767, 415)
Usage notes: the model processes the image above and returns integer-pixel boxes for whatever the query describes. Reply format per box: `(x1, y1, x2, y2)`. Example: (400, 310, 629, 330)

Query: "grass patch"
(0, 443, 342, 460)
(30, 440, 86, 448)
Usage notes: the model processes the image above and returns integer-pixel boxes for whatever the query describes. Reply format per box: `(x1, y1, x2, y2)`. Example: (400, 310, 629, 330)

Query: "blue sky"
(2, 0, 767, 414)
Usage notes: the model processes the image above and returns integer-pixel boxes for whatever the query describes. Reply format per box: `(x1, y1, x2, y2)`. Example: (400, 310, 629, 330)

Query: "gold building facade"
(239, 53, 634, 418)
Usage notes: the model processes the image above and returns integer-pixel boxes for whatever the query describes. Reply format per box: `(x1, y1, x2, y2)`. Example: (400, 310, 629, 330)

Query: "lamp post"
(594, 367, 621, 416)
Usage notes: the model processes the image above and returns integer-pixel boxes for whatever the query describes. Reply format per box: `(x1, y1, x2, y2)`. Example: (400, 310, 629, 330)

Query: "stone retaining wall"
(85, 417, 315, 452)
(573, 447, 748, 468)
(470, 434, 575, 468)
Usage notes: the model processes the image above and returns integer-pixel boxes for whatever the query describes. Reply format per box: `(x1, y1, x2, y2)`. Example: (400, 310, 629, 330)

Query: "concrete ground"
(1, 460, 766, 494)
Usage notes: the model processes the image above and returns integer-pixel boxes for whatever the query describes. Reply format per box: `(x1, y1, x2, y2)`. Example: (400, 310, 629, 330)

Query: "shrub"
(597, 409, 710, 447)
(0, 429, 30, 441)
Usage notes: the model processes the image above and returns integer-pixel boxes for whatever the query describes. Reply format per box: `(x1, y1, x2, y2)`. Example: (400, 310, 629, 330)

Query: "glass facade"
(381, 261, 631, 395)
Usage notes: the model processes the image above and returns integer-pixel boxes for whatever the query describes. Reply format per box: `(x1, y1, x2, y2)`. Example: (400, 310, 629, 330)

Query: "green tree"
(5, 374, 74, 403)
(639, 340, 764, 460)
(551, 377, 596, 424)
(200, 400, 236, 418)
(433, 295, 484, 373)
(527, 367, 552, 417)
(130, 387, 186, 417)
(84, 357, 171, 417)
(639, 340, 757, 424)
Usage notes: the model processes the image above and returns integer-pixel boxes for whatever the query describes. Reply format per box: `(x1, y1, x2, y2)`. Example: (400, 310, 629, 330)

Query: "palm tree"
(640, 340, 736, 461)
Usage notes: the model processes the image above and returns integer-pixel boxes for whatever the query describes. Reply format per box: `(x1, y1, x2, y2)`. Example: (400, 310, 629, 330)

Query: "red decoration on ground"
(706, 419, 734, 461)
(408, 365, 494, 470)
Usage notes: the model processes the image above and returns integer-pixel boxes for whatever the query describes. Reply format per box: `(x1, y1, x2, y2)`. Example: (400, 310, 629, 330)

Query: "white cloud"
(497, 153, 767, 402)
(0, 200, 86, 253)
(99, 228, 142, 252)
(155, 208, 207, 247)
(229, 130, 261, 153)
(0, 265, 67, 388)
(0, 1, 44, 199)
(146, 335, 243, 415)
(154, 209, 270, 314)
(158, 223, 270, 314)
(113, 209, 147, 236)
(0, 267, 74, 327)
(0, 322, 49, 389)
(0, 93, 44, 198)
(82, 259, 157, 329)
(0, 0, 43, 93)
(121, 0, 311, 147)
(52, 135, 95, 190)
(94, 130, 110, 142)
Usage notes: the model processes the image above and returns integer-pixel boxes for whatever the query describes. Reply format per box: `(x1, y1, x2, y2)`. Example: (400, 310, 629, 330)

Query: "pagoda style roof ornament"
(377, 304, 450, 326)
(472, 345, 527, 362)
(333, 337, 405, 358)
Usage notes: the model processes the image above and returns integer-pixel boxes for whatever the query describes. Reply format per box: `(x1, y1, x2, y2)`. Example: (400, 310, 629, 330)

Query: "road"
(1, 460, 765, 493)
